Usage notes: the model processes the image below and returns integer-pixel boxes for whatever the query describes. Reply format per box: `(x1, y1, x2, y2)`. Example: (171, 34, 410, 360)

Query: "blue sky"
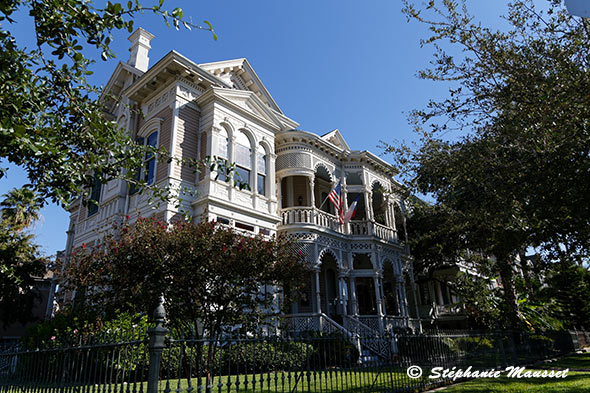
(1, 1, 537, 256)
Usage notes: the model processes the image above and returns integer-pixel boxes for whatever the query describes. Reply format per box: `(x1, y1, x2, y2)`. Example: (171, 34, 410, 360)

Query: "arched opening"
(314, 165, 333, 214)
(319, 251, 339, 319)
(382, 260, 400, 316)
(372, 182, 387, 225)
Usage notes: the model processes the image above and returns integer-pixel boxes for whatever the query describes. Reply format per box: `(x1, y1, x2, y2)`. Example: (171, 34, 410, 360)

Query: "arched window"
(217, 127, 229, 181)
(257, 145, 267, 196)
(234, 130, 252, 190)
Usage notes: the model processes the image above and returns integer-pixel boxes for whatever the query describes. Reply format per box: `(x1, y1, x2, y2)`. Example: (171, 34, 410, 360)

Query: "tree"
(546, 255, 590, 329)
(0, 0, 216, 207)
(0, 186, 43, 232)
(59, 218, 310, 336)
(0, 188, 47, 328)
(388, 0, 590, 327)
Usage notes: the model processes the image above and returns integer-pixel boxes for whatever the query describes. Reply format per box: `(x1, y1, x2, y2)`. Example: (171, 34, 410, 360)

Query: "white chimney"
(128, 28, 155, 72)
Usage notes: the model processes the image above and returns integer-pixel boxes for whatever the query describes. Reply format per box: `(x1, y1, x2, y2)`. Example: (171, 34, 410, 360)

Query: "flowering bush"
(59, 218, 309, 337)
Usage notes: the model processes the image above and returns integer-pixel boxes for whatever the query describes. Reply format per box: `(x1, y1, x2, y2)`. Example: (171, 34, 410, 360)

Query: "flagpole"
(317, 194, 331, 211)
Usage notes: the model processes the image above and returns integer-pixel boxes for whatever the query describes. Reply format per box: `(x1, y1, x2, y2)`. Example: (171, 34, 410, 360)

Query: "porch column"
(399, 277, 409, 317)
(269, 153, 277, 208)
(341, 175, 349, 232)
(277, 176, 283, 210)
(338, 273, 349, 316)
(308, 175, 315, 208)
(393, 279, 402, 316)
(314, 269, 322, 314)
(408, 265, 421, 327)
(374, 275, 385, 333)
(363, 188, 371, 221)
(390, 202, 397, 238)
(349, 277, 359, 316)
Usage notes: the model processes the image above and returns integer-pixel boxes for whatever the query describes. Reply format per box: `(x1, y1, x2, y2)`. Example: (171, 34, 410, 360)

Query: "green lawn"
(154, 367, 429, 393)
(439, 353, 590, 393)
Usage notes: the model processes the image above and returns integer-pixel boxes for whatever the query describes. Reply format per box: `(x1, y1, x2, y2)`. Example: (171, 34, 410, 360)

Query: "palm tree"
(0, 186, 42, 232)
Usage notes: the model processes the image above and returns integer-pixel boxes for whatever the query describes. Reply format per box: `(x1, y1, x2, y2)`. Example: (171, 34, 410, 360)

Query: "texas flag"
(343, 194, 361, 224)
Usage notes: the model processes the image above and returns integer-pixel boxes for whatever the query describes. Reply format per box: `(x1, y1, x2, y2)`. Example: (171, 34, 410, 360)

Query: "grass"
(154, 367, 430, 393)
(439, 352, 590, 393)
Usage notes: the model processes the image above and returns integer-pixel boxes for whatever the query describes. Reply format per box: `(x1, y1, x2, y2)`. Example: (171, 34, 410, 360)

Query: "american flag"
(328, 181, 345, 224)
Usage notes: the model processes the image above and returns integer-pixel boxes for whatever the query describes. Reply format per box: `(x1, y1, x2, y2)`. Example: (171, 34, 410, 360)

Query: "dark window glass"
(145, 158, 156, 185)
(235, 166, 250, 190)
(216, 217, 230, 225)
(257, 174, 265, 196)
(88, 175, 101, 216)
(235, 222, 254, 232)
(145, 131, 157, 185)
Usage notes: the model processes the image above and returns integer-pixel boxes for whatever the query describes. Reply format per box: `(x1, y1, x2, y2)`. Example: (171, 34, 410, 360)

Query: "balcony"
(279, 206, 398, 243)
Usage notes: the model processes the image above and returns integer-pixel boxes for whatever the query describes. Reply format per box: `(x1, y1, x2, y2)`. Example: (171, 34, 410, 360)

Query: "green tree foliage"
(0, 0, 216, 207)
(546, 257, 590, 329)
(389, 0, 590, 327)
(59, 218, 310, 338)
(0, 188, 47, 328)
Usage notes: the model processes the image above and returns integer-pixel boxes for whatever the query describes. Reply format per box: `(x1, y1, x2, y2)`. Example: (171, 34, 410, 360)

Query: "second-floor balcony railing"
(279, 206, 398, 242)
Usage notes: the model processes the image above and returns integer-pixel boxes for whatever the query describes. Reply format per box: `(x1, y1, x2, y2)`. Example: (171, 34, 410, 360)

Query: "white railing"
(280, 207, 397, 243)
(373, 222, 397, 241)
(349, 220, 370, 236)
(280, 207, 315, 225)
(315, 209, 340, 231)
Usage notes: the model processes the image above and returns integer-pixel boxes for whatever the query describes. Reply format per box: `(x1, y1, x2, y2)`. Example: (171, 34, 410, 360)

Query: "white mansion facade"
(64, 28, 426, 335)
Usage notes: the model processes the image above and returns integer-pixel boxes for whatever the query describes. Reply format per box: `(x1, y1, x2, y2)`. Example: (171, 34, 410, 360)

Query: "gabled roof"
(101, 61, 143, 113)
(199, 58, 283, 114)
(124, 51, 232, 102)
(196, 87, 298, 131)
(320, 129, 351, 152)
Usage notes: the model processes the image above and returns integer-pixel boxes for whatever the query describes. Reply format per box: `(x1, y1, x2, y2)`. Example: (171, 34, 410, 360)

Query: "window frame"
(234, 130, 253, 191)
(129, 118, 163, 195)
(256, 145, 268, 196)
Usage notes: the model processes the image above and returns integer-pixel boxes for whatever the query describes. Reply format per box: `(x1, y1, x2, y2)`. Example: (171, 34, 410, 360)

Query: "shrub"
(452, 336, 494, 353)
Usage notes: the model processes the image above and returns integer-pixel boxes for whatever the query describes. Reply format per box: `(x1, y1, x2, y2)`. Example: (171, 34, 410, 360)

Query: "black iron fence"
(0, 312, 584, 393)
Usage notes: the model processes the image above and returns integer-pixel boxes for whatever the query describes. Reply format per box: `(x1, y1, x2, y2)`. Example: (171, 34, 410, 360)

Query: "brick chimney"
(128, 27, 155, 72)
